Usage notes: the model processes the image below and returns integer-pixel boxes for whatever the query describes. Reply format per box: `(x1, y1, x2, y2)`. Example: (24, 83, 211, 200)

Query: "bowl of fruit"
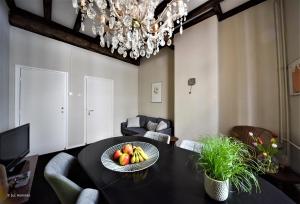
(101, 141, 159, 172)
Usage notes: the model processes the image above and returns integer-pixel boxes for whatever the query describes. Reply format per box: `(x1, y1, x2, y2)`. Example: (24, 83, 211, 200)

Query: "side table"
(170, 136, 179, 146)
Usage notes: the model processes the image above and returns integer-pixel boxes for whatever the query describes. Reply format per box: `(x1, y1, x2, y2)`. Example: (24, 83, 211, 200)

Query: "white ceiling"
(187, 0, 209, 12)
(14, 0, 250, 37)
(220, 0, 250, 13)
(52, 0, 77, 28)
(16, 0, 44, 16)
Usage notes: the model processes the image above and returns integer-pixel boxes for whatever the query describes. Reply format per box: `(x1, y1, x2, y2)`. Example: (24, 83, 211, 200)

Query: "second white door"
(85, 76, 114, 144)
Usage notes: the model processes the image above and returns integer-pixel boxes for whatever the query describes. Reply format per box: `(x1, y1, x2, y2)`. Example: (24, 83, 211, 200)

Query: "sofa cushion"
(126, 127, 147, 135)
(137, 115, 158, 128)
(127, 117, 140, 127)
(156, 121, 168, 131)
(147, 121, 158, 131)
(137, 115, 148, 127)
(157, 118, 171, 128)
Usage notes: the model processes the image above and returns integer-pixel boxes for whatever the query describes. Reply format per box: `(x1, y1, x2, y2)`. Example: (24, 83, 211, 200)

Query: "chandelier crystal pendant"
(72, 0, 188, 59)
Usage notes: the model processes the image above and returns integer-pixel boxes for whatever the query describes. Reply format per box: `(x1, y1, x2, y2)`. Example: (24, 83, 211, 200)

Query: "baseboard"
(66, 143, 86, 150)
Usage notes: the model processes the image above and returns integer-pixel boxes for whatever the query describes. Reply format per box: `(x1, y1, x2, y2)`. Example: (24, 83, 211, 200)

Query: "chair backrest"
(230, 126, 278, 148)
(76, 188, 100, 204)
(144, 131, 171, 144)
(44, 153, 82, 204)
(180, 140, 202, 153)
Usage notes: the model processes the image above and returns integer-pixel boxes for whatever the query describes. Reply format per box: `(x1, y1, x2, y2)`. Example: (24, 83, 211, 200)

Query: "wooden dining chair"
(144, 131, 171, 144)
(0, 164, 8, 202)
(229, 126, 278, 148)
(230, 126, 300, 187)
(179, 140, 202, 153)
(44, 153, 100, 204)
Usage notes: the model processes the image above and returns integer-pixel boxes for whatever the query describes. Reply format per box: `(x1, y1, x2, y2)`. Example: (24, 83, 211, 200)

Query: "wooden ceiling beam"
(43, 0, 52, 21)
(5, 0, 16, 10)
(188, 0, 223, 17)
(219, 0, 266, 21)
(173, 0, 223, 33)
(9, 8, 140, 65)
(213, 3, 222, 21)
(174, 9, 216, 34)
(155, 0, 172, 18)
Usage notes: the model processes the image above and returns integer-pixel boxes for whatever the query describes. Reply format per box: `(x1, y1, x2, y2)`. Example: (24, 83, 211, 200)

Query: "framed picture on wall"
(289, 58, 300, 96)
(151, 82, 162, 103)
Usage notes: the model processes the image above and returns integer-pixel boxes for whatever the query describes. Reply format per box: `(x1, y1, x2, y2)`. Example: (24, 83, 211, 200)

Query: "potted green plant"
(198, 136, 261, 201)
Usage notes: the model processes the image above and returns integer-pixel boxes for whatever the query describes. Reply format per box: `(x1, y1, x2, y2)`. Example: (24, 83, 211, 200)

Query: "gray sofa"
(121, 115, 173, 136)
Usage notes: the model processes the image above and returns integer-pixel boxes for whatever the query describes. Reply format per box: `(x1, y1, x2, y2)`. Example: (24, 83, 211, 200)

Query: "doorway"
(84, 76, 114, 144)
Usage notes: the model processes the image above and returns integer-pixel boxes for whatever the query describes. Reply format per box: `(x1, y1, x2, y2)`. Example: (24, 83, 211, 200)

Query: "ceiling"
(14, 0, 251, 38)
(8, 0, 264, 65)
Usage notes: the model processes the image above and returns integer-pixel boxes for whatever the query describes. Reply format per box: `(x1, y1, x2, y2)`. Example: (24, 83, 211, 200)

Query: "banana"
(131, 153, 136, 164)
(133, 147, 148, 161)
(135, 152, 140, 163)
(138, 152, 144, 162)
(139, 149, 149, 160)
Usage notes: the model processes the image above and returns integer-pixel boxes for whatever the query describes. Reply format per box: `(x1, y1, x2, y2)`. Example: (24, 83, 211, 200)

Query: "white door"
(18, 67, 67, 155)
(85, 76, 114, 144)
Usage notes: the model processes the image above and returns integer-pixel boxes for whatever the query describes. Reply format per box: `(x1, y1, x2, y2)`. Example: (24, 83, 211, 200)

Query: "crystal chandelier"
(72, 0, 188, 59)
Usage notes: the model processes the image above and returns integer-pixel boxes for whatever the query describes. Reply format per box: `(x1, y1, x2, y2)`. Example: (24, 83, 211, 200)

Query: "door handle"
(88, 110, 94, 116)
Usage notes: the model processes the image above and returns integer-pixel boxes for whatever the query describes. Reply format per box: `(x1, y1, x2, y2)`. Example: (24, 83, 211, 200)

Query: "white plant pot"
(204, 172, 229, 201)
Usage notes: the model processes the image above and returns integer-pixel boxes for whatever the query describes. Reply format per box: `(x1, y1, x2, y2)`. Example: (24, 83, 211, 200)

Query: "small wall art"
(289, 58, 300, 96)
(151, 82, 162, 103)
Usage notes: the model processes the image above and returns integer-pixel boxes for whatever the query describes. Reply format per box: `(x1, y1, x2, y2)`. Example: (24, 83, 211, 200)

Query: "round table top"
(78, 136, 295, 204)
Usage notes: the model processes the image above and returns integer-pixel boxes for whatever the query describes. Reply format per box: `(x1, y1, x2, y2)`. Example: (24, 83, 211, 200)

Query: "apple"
(119, 153, 130, 166)
(122, 144, 133, 155)
(113, 150, 122, 161)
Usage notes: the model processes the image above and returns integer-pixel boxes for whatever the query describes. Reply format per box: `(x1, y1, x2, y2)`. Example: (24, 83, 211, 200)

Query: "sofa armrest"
(157, 128, 172, 136)
(121, 122, 127, 128)
(121, 122, 127, 136)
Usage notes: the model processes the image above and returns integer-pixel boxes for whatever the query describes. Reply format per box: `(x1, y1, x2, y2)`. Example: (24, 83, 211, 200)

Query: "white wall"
(218, 0, 279, 135)
(174, 16, 219, 141)
(9, 27, 139, 148)
(0, 1, 9, 132)
(284, 0, 300, 173)
(173, 1, 279, 144)
(139, 48, 174, 120)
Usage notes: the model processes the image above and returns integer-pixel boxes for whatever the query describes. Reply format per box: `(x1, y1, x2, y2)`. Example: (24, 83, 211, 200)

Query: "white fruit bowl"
(101, 141, 159, 172)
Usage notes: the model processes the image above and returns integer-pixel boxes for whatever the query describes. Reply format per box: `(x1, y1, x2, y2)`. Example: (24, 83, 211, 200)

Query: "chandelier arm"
(154, 0, 174, 24)
(140, 0, 149, 23)
(108, 0, 122, 19)
(154, 0, 184, 25)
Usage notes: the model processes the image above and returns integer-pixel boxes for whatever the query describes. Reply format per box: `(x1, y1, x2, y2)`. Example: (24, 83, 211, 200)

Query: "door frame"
(84, 76, 114, 145)
(15, 65, 69, 150)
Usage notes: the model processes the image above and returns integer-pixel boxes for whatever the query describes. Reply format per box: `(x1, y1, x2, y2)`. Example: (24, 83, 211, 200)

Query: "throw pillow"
(127, 117, 140, 127)
(147, 121, 158, 131)
(156, 121, 168, 131)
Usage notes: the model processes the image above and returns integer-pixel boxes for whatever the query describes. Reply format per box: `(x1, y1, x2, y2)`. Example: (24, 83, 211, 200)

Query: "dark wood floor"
(27, 146, 300, 204)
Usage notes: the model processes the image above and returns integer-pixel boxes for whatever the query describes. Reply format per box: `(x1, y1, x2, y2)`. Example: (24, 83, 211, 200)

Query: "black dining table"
(78, 136, 295, 204)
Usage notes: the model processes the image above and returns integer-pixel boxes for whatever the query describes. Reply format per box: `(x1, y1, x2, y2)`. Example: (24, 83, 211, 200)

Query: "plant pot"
(204, 172, 229, 201)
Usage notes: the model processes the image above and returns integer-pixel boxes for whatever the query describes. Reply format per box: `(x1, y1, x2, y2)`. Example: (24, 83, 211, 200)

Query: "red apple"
(122, 144, 133, 155)
(113, 150, 122, 161)
(119, 153, 130, 166)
